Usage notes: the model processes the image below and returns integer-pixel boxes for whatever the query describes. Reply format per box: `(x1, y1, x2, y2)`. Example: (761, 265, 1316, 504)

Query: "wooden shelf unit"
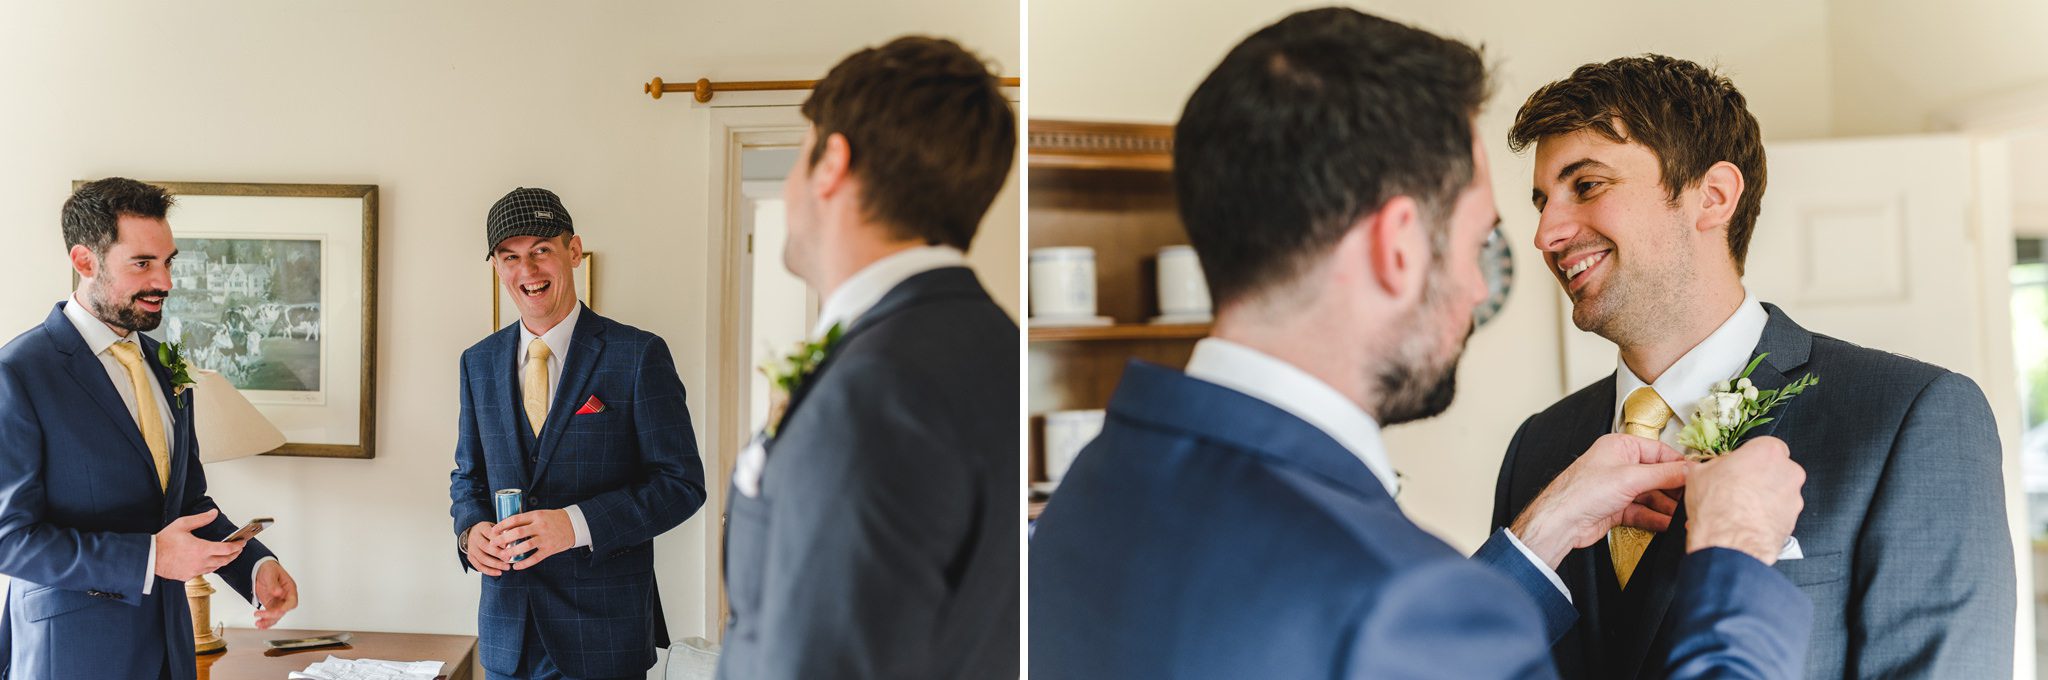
(1028, 323, 1209, 343)
(1028, 119, 1202, 495)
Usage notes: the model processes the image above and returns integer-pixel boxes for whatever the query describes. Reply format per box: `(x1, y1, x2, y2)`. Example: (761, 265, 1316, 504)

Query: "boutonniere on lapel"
(1677, 353, 1820, 459)
(757, 323, 844, 437)
(156, 341, 197, 408)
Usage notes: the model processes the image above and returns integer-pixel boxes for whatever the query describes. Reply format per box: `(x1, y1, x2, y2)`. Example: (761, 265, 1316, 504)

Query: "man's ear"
(1694, 161, 1744, 234)
(566, 234, 585, 266)
(810, 133, 854, 201)
(68, 244, 97, 284)
(1363, 195, 1426, 300)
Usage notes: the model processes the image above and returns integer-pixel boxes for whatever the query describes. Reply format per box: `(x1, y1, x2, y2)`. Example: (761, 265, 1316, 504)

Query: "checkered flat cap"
(486, 187, 574, 257)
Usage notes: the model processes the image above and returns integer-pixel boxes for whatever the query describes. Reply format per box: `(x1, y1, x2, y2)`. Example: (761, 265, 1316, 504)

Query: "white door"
(1556, 133, 2030, 675)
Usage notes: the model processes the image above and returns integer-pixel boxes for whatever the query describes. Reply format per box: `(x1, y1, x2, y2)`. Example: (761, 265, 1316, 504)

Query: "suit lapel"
(486, 325, 533, 490)
(773, 268, 983, 442)
(1731, 304, 1816, 447)
(45, 305, 160, 484)
(531, 308, 606, 487)
(1545, 377, 1626, 677)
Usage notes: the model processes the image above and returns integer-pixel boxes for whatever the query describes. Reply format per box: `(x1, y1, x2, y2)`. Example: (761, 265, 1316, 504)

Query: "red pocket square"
(575, 395, 606, 415)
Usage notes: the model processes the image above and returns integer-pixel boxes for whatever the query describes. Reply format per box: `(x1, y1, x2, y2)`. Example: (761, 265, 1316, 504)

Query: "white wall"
(1829, 0, 2048, 136)
(1031, 0, 1835, 549)
(0, 0, 1017, 639)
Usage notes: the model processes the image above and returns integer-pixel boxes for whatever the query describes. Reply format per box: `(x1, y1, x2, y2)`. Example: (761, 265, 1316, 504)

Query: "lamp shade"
(190, 369, 285, 463)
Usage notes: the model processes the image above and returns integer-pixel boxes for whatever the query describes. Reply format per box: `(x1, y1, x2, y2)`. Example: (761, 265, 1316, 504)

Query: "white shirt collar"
(518, 302, 583, 362)
(811, 245, 965, 338)
(1612, 291, 1769, 435)
(64, 293, 133, 355)
(1183, 338, 1399, 498)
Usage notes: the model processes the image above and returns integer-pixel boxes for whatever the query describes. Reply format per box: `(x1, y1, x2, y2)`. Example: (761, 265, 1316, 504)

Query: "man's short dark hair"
(1175, 8, 1488, 308)
(64, 178, 175, 258)
(1508, 54, 1766, 273)
(802, 36, 1016, 251)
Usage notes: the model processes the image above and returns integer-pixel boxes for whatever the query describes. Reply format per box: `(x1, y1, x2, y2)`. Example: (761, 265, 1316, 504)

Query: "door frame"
(1940, 89, 2048, 679)
(703, 102, 810, 639)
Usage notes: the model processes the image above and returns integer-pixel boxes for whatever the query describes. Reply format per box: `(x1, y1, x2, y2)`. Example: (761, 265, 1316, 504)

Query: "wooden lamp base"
(187, 576, 227, 655)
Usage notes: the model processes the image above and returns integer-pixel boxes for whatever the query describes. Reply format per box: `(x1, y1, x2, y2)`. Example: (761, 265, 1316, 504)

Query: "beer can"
(494, 488, 524, 522)
(494, 488, 527, 563)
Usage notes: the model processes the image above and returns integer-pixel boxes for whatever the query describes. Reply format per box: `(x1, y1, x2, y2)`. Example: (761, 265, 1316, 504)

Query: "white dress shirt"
(515, 303, 592, 549)
(1182, 338, 1571, 600)
(1611, 292, 1768, 448)
(811, 245, 967, 339)
(63, 296, 278, 595)
(1608, 292, 1799, 561)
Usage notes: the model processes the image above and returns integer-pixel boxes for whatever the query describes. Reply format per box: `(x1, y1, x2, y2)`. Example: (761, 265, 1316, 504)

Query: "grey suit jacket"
(718, 267, 1020, 679)
(1492, 303, 2014, 679)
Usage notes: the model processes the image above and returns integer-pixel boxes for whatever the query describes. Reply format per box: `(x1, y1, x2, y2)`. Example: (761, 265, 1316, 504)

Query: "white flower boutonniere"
(1677, 353, 1819, 459)
(156, 341, 197, 408)
(758, 323, 845, 437)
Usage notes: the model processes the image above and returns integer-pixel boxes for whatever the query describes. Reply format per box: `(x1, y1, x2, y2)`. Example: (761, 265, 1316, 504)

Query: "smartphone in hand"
(223, 517, 274, 543)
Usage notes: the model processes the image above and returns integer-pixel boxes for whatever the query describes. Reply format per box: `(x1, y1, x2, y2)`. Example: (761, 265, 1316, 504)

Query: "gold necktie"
(1612, 386, 1674, 589)
(524, 339, 552, 437)
(107, 342, 170, 491)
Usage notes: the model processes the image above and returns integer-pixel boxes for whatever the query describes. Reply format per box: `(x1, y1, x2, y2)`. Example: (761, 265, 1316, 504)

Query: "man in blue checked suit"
(1031, 10, 1815, 678)
(450, 187, 706, 680)
(0, 178, 300, 680)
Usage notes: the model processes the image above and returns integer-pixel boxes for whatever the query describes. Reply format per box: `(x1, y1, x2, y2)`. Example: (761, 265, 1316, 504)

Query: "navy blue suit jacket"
(719, 267, 1019, 679)
(0, 302, 275, 680)
(1492, 304, 2013, 678)
(449, 306, 706, 679)
(1030, 361, 1813, 679)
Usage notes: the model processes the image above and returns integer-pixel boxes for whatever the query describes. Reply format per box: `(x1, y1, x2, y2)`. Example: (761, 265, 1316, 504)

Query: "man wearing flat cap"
(449, 187, 706, 680)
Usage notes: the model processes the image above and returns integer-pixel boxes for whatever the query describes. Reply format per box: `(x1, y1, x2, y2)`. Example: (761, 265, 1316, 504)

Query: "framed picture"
(490, 252, 595, 331)
(78, 181, 381, 459)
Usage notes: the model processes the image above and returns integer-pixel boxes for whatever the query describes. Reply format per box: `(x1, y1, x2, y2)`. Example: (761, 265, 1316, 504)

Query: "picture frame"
(490, 252, 596, 331)
(75, 181, 381, 459)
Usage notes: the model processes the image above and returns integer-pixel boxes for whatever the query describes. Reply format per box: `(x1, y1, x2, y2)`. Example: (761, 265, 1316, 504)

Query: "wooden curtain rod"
(644, 76, 1021, 102)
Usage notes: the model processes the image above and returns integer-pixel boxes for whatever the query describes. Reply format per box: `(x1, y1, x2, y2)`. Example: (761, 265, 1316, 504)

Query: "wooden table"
(197, 627, 476, 680)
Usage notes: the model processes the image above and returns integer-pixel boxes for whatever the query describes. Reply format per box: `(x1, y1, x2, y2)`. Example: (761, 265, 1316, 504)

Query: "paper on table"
(287, 655, 445, 680)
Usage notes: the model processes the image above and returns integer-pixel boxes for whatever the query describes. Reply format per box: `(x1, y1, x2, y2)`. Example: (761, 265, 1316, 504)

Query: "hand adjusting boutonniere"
(1676, 353, 1819, 460)
(156, 340, 197, 408)
(758, 323, 844, 437)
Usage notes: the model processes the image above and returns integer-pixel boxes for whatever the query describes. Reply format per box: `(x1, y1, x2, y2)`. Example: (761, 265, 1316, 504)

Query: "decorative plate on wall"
(1474, 225, 1513, 328)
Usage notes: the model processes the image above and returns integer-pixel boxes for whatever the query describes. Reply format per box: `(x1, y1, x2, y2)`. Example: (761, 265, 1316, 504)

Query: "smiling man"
(449, 187, 706, 680)
(0, 177, 299, 680)
(1491, 55, 2014, 679)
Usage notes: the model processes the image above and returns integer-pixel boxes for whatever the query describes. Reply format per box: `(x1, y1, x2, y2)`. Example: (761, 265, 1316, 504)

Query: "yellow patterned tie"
(107, 342, 170, 492)
(524, 339, 552, 437)
(1612, 386, 1674, 589)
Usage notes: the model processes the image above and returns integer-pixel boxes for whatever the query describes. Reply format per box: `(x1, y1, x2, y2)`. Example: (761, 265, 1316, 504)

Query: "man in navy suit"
(450, 187, 706, 680)
(0, 178, 300, 680)
(717, 36, 1018, 679)
(1493, 55, 2013, 679)
(1031, 10, 1815, 678)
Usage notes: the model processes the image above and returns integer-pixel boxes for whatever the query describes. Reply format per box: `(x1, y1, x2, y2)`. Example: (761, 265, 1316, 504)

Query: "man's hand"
(252, 561, 299, 629)
(154, 509, 244, 581)
(1511, 434, 1690, 568)
(1685, 436, 1805, 565)
(493, 509, 577, 570)
(463, 521, 514, 576)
